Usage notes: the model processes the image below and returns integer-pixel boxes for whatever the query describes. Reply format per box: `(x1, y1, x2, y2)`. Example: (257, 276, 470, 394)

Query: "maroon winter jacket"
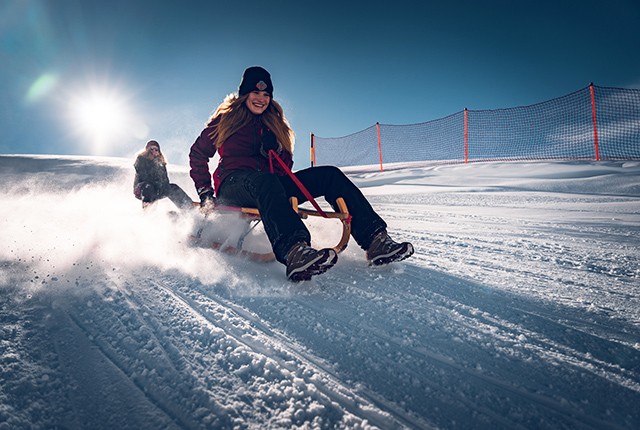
(189, 115, 294, 195)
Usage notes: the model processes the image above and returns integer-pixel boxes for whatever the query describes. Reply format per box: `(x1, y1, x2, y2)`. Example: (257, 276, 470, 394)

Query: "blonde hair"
(207, 93, 295, 153)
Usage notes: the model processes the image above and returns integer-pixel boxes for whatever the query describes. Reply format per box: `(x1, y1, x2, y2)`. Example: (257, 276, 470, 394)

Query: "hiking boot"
(286, 242, 338, 282)
(366, 231, 414, 266)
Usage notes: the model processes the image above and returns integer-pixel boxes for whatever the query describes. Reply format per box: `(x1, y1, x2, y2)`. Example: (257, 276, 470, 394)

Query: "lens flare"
(26, 73, 59, 104)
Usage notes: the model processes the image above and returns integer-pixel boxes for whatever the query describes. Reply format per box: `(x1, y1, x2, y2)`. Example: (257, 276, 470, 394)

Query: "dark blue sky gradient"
(1, 0, 639, 167)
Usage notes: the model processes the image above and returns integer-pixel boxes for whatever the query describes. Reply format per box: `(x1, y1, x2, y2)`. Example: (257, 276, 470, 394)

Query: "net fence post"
(464, 108, 469, 163)
(376, 122, 383, 171)
(589, 83, 601, 161)
(310, 132, 315, 167)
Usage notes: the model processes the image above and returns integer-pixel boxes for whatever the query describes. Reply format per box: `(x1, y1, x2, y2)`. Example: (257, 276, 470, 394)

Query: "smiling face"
(148, 146, 160, 158)
(245, 90, 271, 115)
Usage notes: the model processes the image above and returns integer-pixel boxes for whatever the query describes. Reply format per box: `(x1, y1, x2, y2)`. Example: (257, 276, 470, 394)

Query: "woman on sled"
(189, 66, 413, 281)
(134, 140, 193, 210)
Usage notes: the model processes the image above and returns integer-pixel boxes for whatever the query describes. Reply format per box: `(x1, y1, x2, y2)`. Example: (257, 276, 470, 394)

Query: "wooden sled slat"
(195, 197, 351, 255)
(209, 241, 276, 263)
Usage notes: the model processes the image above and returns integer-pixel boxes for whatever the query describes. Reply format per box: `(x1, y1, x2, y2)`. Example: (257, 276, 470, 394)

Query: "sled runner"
(191, 196, 352, 263)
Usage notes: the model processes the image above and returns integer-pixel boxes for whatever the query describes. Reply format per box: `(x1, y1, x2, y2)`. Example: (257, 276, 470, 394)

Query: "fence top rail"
(378, 110, 464, 129)
(312, 84, 640, 140)
(313, 123, 377, 141)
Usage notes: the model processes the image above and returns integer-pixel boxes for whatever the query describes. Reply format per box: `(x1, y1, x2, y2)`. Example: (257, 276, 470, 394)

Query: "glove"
(260, 128, 280, 156)
(198, 187, 216, 211)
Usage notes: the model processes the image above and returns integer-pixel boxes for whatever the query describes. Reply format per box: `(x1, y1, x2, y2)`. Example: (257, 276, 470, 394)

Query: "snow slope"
(1, 155, 639, 429)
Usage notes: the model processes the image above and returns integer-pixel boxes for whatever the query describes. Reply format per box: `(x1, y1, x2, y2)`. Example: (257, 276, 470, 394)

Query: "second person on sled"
(189, 66, 413, 281)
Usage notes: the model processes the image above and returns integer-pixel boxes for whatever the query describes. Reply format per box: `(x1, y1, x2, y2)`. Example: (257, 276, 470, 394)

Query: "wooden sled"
(191, 197, 351, 262)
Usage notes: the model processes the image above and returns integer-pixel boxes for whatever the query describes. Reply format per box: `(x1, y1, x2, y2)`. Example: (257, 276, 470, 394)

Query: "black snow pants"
(216, 165, 387, 264)
(138, 182, 193, 210)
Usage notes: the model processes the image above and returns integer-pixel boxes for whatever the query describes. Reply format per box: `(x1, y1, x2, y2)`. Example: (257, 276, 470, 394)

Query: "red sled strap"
(268, 149, 329, 218)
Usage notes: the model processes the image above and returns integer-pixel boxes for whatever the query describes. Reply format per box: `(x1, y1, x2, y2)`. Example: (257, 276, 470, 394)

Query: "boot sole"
(288, 249, 338, 282)
(369, 243, 414, 266)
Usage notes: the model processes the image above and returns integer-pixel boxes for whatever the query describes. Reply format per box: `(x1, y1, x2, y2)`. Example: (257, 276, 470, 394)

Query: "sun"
(73, 92, 125, 133)
(67, 85, 148, 154)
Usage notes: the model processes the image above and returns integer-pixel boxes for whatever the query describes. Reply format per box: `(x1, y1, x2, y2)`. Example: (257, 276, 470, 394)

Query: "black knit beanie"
(145, 140, 160, 149)
(238, 66, 273, 96)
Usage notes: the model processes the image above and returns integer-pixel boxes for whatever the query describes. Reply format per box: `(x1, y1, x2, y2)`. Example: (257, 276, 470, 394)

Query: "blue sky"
(1, 0, 639, 168)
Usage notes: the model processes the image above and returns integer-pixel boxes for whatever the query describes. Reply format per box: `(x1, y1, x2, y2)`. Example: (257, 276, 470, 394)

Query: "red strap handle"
(268, 150, 329, 218)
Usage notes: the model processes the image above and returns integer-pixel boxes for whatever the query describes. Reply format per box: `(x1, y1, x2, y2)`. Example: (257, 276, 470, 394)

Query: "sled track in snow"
(146, 276, 429, 429)
(3, 158, 640, 429)
(228, 257, 640, 430)
(66, 311, 190, 429)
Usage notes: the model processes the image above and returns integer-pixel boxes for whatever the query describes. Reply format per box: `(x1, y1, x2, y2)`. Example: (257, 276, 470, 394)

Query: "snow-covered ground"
(1, 154, 639, 429)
